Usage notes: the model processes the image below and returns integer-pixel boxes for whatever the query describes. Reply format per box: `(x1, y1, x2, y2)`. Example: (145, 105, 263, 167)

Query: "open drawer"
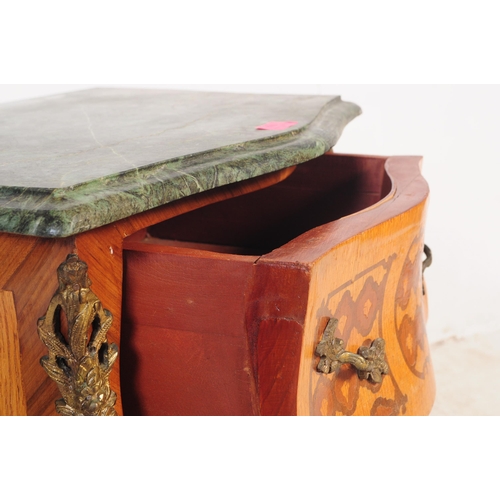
(120, 152, 435, 416)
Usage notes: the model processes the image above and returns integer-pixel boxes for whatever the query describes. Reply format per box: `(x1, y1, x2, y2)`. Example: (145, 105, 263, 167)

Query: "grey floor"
(430, 332, 500, 416)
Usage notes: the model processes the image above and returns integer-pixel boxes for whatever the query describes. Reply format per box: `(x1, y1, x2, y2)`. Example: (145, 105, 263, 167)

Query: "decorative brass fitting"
(422, 244, 432, 295)
(422, 244, 432, 273)
(316, 318, 389, 383)
(38, 254, 118, 416)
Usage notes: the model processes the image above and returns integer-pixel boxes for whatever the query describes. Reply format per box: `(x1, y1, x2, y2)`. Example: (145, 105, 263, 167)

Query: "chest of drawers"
(0, 89, 434, 416)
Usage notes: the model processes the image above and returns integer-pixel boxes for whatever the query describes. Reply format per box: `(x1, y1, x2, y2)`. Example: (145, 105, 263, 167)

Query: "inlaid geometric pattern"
(395, 234, 432, 379)
(310, 255, 409, 416)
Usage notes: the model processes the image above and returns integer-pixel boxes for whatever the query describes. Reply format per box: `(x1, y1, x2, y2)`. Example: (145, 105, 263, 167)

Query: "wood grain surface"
(291, 156, 435, 415)
(0, 234, 75, 415)
(0, 291, 27, 416)
(120, 243, 258, 415)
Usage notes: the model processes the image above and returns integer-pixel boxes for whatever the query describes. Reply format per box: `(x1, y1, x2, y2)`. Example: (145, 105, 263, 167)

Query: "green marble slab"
(0, 88, 361, 238)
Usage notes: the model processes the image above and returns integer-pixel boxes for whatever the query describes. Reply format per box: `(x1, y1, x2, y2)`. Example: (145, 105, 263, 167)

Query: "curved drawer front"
(299, 171, 433, 416)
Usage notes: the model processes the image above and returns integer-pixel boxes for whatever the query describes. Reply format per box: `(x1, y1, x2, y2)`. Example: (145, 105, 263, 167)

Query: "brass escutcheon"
(315, 318, 389, 384)
(37, 254, 118, 416)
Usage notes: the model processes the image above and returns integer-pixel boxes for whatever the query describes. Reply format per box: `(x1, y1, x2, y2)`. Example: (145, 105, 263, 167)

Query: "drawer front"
(298, 200, 434, 416)
(254, 155, 435, 415)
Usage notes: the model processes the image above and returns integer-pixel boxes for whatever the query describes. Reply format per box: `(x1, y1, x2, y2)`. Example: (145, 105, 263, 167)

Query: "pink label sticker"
(256, 121, 299, 131)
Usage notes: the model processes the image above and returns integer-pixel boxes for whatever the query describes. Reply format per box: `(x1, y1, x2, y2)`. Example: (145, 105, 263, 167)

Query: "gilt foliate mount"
(37, 254, 118, 416)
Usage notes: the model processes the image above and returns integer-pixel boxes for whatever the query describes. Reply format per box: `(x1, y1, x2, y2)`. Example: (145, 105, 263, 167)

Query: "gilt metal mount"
(316, 318, 389, 383)
(422, 244, 432, 295)
(38, 254, 118, 416)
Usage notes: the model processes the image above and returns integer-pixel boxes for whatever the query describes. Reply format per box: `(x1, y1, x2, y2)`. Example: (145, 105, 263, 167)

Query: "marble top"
(0, 88, 361, 237)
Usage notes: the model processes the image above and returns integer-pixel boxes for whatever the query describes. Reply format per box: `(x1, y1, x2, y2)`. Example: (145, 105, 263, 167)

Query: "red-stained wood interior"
(147, 154, 391, 255)
(121, 247, 259, 415)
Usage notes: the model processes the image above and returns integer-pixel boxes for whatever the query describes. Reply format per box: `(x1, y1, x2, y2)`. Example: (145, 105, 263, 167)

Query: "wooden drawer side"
(121, 246, 260, 415)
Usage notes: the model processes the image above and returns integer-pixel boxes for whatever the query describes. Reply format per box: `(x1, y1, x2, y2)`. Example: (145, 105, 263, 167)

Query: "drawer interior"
(145, 153, 391, 255)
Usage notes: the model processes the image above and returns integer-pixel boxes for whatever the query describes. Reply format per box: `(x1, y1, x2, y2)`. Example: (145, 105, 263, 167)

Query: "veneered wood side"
(0, 234, 75, 416)
(0, 291, 27, 416)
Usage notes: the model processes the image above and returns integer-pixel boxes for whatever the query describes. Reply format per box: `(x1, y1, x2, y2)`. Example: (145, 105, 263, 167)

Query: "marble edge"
(0, 98, 362, 238)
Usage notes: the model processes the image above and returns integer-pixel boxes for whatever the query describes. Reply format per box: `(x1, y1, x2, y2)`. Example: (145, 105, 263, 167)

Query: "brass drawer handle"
(316, 318, 389, 384)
